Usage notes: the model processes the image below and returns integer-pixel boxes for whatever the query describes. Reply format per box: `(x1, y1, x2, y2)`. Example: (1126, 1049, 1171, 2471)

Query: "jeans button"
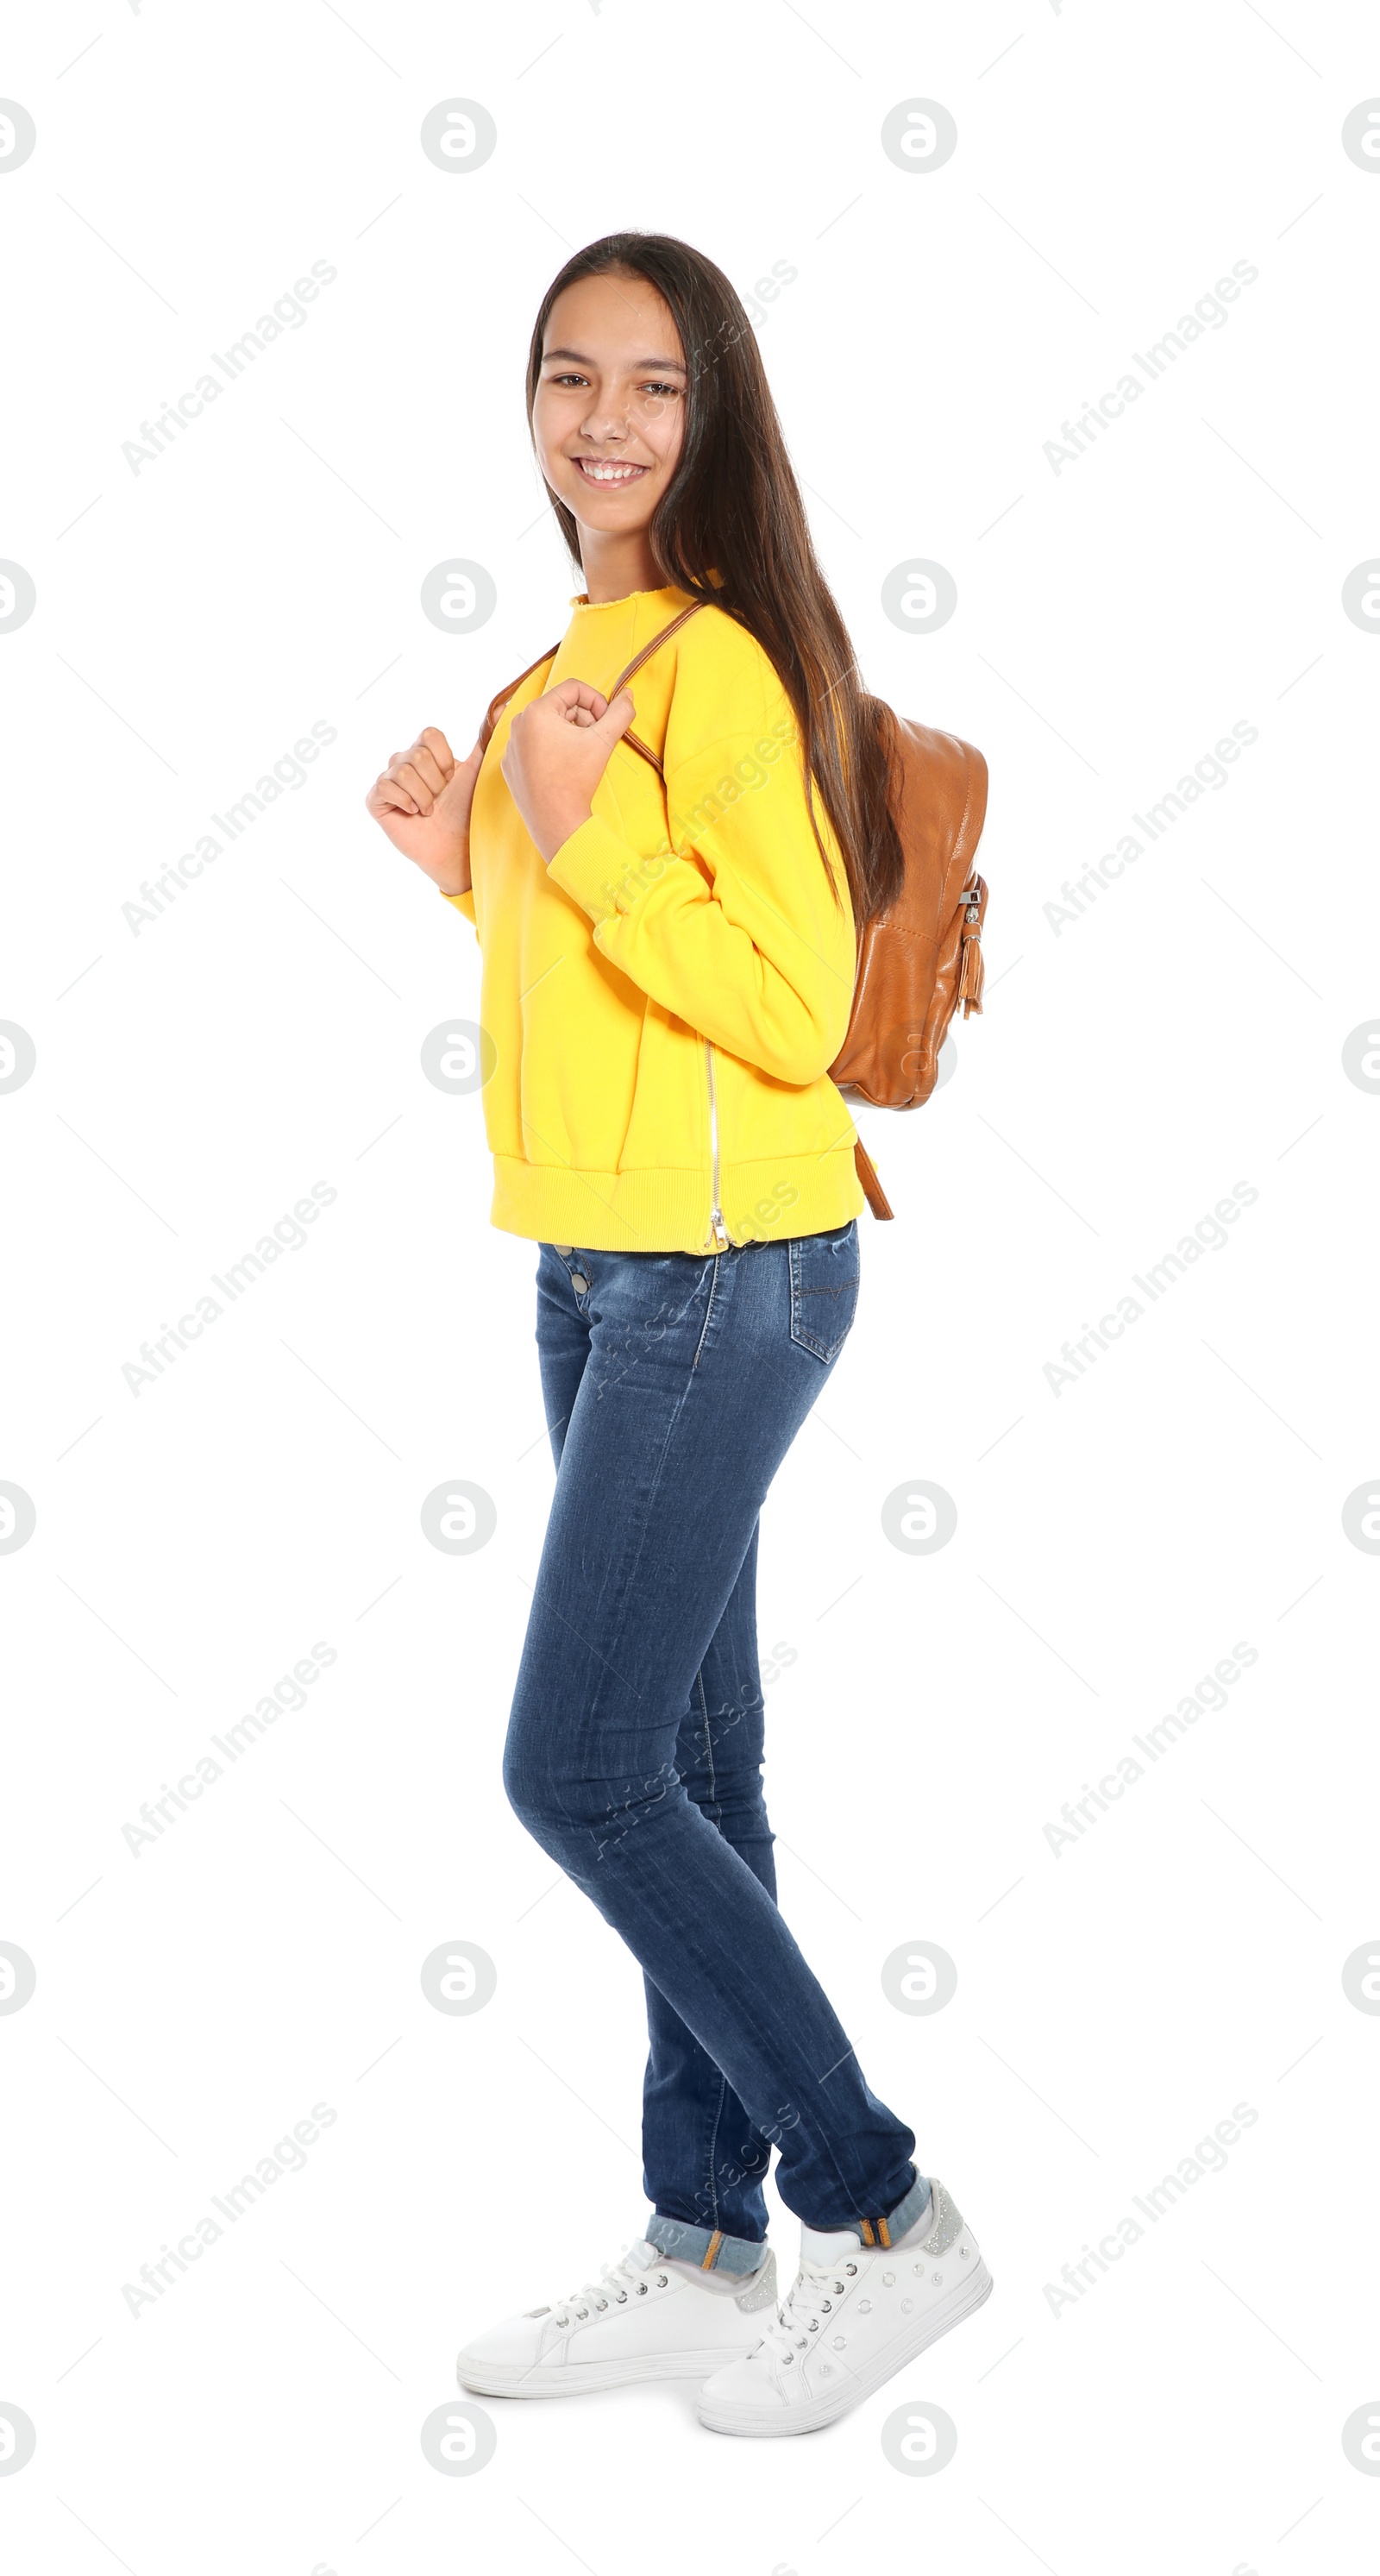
(555, 1244, 574, 1256)
(569, 1271, 589, 1293)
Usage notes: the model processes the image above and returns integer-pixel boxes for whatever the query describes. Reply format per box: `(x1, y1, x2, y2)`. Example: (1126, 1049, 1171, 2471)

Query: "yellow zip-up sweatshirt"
(444, 581, 865, 1254)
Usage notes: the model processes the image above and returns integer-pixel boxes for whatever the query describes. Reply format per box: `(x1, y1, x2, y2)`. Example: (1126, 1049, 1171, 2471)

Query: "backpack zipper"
(705, 1039, 729, 1249)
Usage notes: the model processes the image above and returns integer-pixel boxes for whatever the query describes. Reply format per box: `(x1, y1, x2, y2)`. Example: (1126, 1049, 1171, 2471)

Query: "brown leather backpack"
(477, 600, 989, 1222)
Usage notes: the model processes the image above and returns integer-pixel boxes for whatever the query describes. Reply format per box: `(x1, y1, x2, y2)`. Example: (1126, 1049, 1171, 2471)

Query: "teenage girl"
(366, 233, 990, 2435)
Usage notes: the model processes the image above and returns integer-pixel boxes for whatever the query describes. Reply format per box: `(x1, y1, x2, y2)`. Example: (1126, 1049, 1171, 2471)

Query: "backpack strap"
(477, 644, 560, 753)
(604, 600, 706, 775)
(478, 598, 706, 770)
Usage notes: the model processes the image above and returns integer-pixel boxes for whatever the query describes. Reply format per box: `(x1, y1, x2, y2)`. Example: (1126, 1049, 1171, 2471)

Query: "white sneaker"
(697, 2179, 993, 2437)
(456, 2234, 779, 2397)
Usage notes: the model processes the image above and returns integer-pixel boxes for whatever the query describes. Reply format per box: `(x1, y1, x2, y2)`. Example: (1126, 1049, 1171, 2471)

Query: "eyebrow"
(541, 347, 687, 372)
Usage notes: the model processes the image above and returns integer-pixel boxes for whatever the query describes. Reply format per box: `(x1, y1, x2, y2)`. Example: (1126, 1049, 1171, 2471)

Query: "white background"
(3, 2, 1378, 2569)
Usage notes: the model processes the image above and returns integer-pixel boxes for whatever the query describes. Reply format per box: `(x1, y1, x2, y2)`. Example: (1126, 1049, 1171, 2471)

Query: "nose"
(580, 405, 628, 444)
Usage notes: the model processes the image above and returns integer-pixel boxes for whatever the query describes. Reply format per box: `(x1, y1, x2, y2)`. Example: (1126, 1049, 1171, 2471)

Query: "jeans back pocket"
(788, 1221, 860, 1363)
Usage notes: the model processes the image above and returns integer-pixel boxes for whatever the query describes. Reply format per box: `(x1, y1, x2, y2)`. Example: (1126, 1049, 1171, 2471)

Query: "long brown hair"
(524, 233, 904, 925)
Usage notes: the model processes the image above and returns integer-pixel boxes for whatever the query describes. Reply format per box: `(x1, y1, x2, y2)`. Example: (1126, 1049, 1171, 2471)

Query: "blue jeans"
(503, 1223, 925, 2265)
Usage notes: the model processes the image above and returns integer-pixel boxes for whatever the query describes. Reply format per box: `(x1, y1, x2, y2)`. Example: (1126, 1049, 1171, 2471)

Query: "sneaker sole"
(458, 2342, 761, 2398)
(696, 2259, 995, 2437)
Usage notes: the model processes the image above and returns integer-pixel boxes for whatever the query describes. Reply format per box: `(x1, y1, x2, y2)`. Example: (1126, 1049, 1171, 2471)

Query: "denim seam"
(692, 1253, 721, 1370)
(696, 1658, 725, 2226)
(697, 1666, 720, 1830)
(703, 2068, 727, 2230)
(806, 2036, 900, 2211)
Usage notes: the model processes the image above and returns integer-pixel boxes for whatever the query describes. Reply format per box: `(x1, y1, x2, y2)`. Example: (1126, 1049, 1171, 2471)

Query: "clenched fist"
(365, 727, 484, 895)
(500, 678, 637, 863)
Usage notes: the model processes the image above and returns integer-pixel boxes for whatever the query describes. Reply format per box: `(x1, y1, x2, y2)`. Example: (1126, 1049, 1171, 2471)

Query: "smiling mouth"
(570, 456, 651, 486)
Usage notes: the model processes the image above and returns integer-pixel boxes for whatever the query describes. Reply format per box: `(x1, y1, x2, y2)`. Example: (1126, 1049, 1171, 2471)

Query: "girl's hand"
(365, 727, 484, 894)
(501, 679, 637, 863)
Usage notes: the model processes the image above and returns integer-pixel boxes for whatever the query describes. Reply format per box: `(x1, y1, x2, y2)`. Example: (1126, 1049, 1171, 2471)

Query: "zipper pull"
(708, 1208, 729, 1251)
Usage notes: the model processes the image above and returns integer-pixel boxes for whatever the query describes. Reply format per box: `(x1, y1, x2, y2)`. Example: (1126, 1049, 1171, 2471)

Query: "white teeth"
(579, 462, 643, 482)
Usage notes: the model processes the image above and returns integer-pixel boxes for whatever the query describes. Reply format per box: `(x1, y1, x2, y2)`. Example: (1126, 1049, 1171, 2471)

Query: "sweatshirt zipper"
(705, 1039, 729, 1249)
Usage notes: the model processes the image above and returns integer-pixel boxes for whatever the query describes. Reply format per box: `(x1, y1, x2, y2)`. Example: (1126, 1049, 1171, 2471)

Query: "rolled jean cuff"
(853, 2168, 932, 2248)
(645, 2215, 769, 2276)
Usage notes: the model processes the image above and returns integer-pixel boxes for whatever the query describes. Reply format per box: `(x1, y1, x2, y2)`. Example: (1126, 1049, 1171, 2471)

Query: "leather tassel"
(959, 926, 985, 1017)
(853, 1137, 894, 1221)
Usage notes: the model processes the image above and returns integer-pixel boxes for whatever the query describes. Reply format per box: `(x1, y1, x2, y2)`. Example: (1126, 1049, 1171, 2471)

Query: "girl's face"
(532, 272, 687, 552)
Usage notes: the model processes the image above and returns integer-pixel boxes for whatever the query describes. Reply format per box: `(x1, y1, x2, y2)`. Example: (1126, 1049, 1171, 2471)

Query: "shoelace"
(551, 2246, 665, 2329)
(759, 2255, 858, 2364)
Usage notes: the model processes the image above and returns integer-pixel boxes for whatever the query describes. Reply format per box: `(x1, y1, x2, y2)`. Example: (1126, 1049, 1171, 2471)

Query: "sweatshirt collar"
(567, 582, 694, 613)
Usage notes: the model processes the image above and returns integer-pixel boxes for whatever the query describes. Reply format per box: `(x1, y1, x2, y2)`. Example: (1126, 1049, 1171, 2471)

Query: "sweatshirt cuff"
(440, 884, 476, 926)
(544, 813, 637, 926)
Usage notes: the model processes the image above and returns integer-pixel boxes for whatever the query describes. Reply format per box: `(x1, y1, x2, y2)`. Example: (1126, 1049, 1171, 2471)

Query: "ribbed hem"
(645, 2214, 768, 2275)
(488, 1147, 862, 1255)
